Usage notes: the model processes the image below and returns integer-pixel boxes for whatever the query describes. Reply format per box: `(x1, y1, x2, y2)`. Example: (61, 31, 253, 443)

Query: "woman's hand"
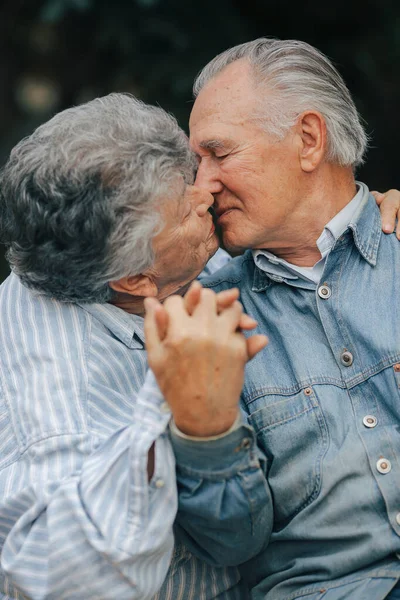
(144, 282, 267, 437)
(373, 189, 400, 239)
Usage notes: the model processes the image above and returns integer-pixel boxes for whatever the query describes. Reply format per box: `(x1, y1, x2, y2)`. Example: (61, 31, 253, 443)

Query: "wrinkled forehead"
(189, 60, 262, 147)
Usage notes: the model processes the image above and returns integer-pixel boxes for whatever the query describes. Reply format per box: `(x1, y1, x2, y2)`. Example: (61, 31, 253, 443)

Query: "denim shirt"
(200, 185, 400, 600)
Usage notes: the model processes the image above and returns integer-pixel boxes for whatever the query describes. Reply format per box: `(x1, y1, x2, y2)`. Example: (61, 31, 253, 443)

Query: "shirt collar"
(323, 183, 364, 242)
(253, 184, 364, 283)
(348, 182, 382, 266)
(77, 301, 145, 348)
(252, 182, 381, 291)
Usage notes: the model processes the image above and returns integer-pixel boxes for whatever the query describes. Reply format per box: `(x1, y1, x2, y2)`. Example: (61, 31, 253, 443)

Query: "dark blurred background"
(1, 0, 399, 281)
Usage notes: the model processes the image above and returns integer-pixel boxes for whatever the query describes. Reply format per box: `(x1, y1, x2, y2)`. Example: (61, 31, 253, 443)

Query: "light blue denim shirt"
(0, 248, 268, 600)
(200, 185, 400, 600)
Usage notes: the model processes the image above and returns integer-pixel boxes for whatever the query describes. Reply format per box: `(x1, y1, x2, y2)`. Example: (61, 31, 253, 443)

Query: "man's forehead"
(189, 60, 256, 129)
(189, 102, 260, 151)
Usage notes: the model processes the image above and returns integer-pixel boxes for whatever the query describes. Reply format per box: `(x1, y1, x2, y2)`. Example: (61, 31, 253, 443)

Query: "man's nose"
(194, 159, 223, 195)
(194, 188, 214, 217)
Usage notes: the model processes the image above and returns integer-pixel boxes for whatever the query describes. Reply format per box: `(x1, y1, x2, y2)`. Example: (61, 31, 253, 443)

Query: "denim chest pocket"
(246, 387, 329, 525)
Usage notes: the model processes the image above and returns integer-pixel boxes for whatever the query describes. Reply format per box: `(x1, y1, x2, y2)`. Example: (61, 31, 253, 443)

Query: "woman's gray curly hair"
(0, 93, 196, 303)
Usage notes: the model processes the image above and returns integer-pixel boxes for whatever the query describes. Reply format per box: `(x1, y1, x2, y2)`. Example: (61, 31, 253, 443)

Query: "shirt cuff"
(170, 421, 260, 476)
(169, 411, 242, 441)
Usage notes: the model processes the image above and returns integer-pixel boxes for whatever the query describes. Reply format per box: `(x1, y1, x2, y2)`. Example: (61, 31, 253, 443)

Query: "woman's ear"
(109, 274, 158, 298)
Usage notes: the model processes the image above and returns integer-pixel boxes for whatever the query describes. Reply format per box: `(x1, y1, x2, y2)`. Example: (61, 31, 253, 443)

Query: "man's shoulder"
(200, 250, 254, 291)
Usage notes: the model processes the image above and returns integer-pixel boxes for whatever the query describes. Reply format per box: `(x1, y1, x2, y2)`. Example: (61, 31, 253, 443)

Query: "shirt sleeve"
(170, 416, 273, 567)
(0, 371, 177, 600)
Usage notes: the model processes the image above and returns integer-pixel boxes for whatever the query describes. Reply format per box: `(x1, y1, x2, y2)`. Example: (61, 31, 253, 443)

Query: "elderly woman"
(0, 93, 270, 600)
(0, 93, 397, 600)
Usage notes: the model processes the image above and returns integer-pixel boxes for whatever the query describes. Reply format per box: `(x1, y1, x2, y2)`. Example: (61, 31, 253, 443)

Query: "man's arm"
(170, 413, 273, 566)
(1, 370, 176, 600)
(145, 285, 273, 566)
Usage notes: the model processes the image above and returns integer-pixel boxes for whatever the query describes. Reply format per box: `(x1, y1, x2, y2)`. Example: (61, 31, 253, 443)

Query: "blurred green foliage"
(0, 0, 399, 281)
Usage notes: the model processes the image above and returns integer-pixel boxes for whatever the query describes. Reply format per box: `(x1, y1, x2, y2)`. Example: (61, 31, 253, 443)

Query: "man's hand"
(144, 285, 268, 437)
(373, 189, 400, 239)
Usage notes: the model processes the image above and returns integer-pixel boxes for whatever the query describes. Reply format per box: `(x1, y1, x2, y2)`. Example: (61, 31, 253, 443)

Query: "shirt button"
(160, 402, 170, 413)
(363, 415, 378, 428)
(394, 364, 400, 373)
(396, 513, 400, 526)
(340, 350, 354, 367)
(318, 284, 331, 299)
(376, 458, 392, 474)
(155, 479, 165, 488)
(241, 438, 251, 450)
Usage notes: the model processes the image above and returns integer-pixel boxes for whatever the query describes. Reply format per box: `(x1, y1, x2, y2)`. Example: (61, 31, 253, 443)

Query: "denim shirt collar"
(252, 265, 276, 292)
(252, 182, 381, 292)
(77, 301, 145, 348)
(348, 183, 382, 267)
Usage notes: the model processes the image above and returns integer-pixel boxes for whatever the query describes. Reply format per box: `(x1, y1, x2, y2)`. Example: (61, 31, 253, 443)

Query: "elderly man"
(178, 38, 400, 599)
(0, 93, 271, 600)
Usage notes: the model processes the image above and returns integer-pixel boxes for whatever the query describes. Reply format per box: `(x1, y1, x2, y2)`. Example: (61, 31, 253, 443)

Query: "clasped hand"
(144, 282, 268, 437)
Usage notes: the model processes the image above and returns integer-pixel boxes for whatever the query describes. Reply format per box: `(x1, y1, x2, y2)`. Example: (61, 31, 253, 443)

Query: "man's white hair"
(193, 38, 368, 168)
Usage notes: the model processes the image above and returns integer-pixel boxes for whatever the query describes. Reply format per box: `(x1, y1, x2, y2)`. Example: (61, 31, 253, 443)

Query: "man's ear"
(109, 274, 158, 298)
(297, 111, 326, 173)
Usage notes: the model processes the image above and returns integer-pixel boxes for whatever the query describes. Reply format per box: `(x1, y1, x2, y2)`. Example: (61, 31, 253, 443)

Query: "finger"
(216, 288, 240, 313)
(380, 202, 398, 234)
(238, 313, 258, 330)
(376, 189, 400, 234)
(192, 287, 218, 320)
(246, 334, 269, 361)
(144, 297, 162, 351)
(371, 191, 384, 205)
(218, 300, 244, 331)
(163, 295, 189, 331)
(154, 305, 169, 341)
(163, 294, 186, 313)
(183, 280, 202, 315)
(396, 218, 400, 241)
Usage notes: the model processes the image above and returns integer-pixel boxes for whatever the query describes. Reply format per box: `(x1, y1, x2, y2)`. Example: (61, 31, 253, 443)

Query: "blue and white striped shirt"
(0, 249, 267, 599)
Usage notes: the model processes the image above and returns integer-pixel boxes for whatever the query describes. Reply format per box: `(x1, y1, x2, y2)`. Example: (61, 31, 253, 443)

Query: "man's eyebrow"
(199, 139, 232, 151)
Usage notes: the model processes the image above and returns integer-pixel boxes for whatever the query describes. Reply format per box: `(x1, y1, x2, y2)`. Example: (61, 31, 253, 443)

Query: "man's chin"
(221, 233, 247, 255)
